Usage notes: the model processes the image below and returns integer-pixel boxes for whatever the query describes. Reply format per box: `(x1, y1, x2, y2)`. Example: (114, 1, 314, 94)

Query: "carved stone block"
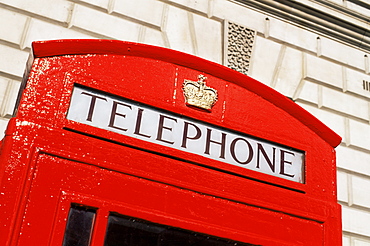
(225, 21, 256, 75)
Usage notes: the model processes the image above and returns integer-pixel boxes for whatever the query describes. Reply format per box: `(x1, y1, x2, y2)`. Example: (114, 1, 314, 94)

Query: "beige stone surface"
(113, 0, 164, 27)
(192, 14, 222, 63)
(295, 80, 319, 105)
(0, 118, 9, 138)
(142, 27, 167, 47)
(345, 68, 370, 99)
(297, 102, 346, 139)
(348, 119, 370, 150)
(0, 0, 73, 23)
(212, 0, 265, 33)
(71, 4, 141, 41)
(165, 0, 209, 14)
(342, 206, 370, 238)
(336, 145, 370, 176)
(305, 54, 344, 89)
(0, 45, 29, 77)
(273, 47, 303, 98)
(0, 8, 28, 46)
(76, 0, 109, 9)
(25, 19, 93, 49)
(337, 170, 349, 203)
(268, 17, 318, 52)
(352, 175, 370, 208)
(320, 37, 367, 70)
(164, 5, 194, 54)
(354, 239, 370, 246)
(321, 87, 369, 120)
(249, 36, 282, 86)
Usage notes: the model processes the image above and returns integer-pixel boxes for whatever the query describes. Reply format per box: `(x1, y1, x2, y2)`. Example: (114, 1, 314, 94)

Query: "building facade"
(0, 0, 369, 244)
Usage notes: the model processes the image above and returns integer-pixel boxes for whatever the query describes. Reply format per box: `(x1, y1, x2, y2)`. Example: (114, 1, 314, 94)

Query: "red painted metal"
(0, 39, 342, 245)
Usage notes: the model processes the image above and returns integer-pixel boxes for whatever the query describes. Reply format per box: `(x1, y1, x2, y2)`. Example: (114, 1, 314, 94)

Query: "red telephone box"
(0, 39, 341, 245)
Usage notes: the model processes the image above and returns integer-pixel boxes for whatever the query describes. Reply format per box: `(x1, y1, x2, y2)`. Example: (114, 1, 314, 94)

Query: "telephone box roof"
(31, 39, 341, 147)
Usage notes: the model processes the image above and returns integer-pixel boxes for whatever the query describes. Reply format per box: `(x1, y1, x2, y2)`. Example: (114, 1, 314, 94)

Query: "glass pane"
(104, 213, 257, 246)
(62, 204, 96, 246)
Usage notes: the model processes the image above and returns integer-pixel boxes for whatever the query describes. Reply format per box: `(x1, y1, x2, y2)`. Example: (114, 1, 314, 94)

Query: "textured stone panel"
(225, 21, 256, 75)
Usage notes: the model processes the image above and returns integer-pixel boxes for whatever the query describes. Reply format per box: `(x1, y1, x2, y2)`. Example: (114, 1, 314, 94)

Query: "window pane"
(62, 204, 96, 246)
(104, 213, 257, 246)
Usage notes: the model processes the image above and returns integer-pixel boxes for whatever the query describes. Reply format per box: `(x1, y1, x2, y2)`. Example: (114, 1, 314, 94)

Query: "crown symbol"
(183, 74, 218, 111)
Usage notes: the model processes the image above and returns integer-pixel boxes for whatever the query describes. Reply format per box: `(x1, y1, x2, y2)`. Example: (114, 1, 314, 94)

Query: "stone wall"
(1, 0, 370, 244)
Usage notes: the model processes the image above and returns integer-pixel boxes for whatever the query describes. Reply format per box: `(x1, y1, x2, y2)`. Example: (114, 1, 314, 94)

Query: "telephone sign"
(68, 85, 305, 183)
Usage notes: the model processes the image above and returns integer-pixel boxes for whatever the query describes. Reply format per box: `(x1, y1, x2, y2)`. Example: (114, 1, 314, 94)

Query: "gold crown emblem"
(183, 74, 218, 111)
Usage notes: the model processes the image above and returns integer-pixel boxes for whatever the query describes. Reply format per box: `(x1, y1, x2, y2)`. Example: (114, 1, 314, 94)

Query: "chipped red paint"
(0, 39, 341, 245)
